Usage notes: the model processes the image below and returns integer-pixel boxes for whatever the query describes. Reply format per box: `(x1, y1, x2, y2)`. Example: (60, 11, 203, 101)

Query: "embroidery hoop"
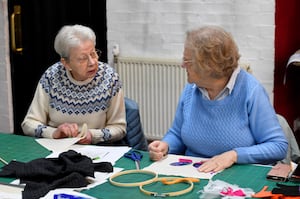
(109, 169, 158, 187)
(139, 177, 196, 197)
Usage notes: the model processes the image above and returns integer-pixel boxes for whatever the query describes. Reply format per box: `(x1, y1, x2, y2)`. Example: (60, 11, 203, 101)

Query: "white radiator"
(115, 57, 186, 140)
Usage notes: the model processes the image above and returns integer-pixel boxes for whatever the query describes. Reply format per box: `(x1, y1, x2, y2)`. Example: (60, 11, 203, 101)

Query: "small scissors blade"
(135, 160, 141, 170)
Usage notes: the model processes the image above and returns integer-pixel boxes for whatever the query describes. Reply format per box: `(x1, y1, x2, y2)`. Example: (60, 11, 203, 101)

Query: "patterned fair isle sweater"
(21, 61, 126, 144)
(163, 69, 288, 164)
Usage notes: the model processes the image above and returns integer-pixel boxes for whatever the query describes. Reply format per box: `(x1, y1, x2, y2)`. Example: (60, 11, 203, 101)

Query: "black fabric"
(24, 172, 88, 199)
(0, 150, 113, 199)
(272, 183, 300, 196)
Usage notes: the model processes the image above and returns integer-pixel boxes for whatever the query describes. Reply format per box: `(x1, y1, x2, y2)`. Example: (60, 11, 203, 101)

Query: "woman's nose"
(88, 55, 97, 65)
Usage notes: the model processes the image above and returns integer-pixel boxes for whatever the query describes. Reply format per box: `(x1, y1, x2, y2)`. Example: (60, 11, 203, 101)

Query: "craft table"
(0, 133, 293, 198)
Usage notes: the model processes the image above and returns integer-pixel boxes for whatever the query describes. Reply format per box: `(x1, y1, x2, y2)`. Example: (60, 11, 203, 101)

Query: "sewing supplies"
(169, 158, 206, 168)
(109, 170, 200, 196)
(124, 150, 143, 170)
(170, 161, 191, 166)
(252, 186, 277, 198)
(193, 161, 206, 168)
(139, 177, 200, 197)
(220, 187, 246, 197)
(160, 177, 199, 185)
(109, 169, 158, 187)
(199, 180, 254, 199)
(54, 193, 91, 199)
(0, 156, 8, 165)
(178, 158, 193, 163)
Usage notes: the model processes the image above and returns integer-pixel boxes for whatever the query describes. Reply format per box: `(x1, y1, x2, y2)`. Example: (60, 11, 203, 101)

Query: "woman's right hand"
(53, 123, 79, 138)
(148, 140, 169, 161)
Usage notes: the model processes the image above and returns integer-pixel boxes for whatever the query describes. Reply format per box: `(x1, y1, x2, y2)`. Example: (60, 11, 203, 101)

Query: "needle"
(0, 156, 8, 165)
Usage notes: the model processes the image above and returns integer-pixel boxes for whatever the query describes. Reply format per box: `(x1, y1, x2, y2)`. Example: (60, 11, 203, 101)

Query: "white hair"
(54, 24, 96, 58)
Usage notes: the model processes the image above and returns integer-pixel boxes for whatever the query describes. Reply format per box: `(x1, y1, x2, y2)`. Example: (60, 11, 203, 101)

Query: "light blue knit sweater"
(163, 69, 288, 164)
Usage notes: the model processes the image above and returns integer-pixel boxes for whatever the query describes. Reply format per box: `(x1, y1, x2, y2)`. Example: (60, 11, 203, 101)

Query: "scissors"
(124, 150, 143, 170)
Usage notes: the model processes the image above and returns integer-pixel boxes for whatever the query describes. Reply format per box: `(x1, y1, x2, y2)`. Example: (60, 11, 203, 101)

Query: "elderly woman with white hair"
(22, 24, 126, 145)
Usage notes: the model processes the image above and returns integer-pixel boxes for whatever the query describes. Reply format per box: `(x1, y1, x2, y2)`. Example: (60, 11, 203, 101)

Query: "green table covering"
(83, 151, 277, 199)
(0, 133, 295, 198)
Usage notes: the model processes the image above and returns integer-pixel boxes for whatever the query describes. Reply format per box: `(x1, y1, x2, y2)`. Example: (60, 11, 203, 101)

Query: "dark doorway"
(8, 0, 107, 134)
(274, 0, 300, 143)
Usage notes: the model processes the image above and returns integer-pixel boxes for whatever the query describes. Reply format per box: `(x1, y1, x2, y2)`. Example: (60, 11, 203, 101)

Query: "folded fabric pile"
(272, 183, 300, 196)
(0, 150, 113, 199)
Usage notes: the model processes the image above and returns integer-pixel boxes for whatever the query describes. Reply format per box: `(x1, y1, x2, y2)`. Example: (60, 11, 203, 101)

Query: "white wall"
(0, 0, 14, 133)
(107, 0, 275, 99)
(0, 0, 275, 133)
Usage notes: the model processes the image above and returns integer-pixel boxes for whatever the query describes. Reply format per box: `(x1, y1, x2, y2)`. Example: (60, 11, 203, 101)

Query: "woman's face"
(62, 40, 99, 81)
(182, 47, 200, 84)
(182, 47, 212, 88)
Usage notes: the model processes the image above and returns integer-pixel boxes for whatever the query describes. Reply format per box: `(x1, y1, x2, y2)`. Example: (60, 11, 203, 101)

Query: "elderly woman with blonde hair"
(148, 25, 288, 173)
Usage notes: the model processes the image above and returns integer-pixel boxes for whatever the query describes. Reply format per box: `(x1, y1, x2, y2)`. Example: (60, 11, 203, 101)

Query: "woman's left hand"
(197, 150, 237, 173)
(77, 131, 92, 144)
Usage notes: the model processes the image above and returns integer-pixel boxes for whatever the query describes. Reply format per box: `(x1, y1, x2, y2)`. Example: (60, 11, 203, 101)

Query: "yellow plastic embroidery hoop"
(109, 169, 158, 187)
(139, 177, 199, 197)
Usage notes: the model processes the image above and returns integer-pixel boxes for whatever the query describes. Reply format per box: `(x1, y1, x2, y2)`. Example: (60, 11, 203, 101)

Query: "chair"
(121, 97, 148, 151)
(277, 114, 300, 164)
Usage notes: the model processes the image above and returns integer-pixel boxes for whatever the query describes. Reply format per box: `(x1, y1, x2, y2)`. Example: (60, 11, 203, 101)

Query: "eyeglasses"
(67, 49, 101, 65)
(182, 58, 193, 66)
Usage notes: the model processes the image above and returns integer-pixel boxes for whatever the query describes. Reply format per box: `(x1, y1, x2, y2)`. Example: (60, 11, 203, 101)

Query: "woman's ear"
(61, 58, 72, 71)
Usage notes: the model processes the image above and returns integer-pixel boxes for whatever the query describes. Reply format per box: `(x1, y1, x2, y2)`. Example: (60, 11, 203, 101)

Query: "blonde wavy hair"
(185, 25, 240, 79)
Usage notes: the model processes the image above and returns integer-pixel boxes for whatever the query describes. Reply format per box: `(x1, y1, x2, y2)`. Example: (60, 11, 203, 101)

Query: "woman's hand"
(53, 123, 79, 138)
(77, 131, 92, 144)
(148, 140, 169, 161)
(198, 150, 237, 173)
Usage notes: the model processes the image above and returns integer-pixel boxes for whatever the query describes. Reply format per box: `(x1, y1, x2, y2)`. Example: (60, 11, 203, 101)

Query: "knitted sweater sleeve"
(21, 84, 126, 141)
(162, 86, 188, 154)
(21, 83, 55, 138)
(234, 84, 288, 164)
(90, 88, 126, 144)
